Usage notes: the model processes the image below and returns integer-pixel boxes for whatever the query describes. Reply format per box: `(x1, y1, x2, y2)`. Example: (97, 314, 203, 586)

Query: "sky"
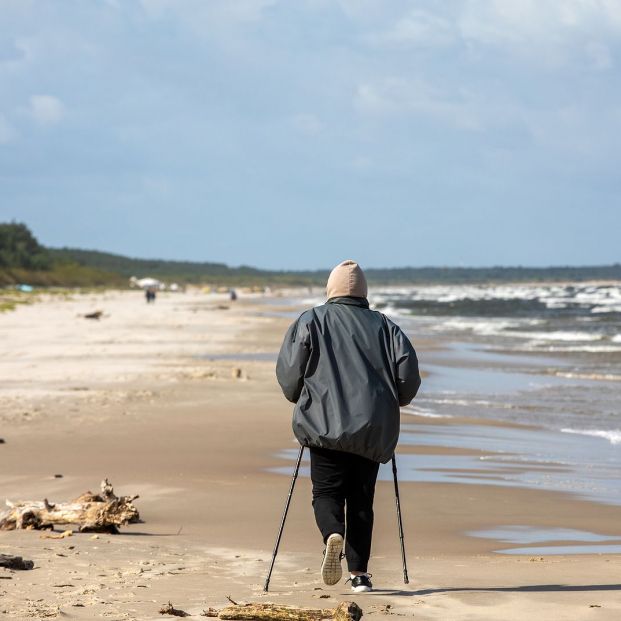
(1, 0, 620, 270)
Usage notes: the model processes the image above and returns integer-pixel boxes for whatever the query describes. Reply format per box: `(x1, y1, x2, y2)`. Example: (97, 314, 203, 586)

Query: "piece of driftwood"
(83, 310, 103, 320)
(0, 479, 139, 532)
(215, 601, 362, 621)
(159, 601, 190, 617)
(0, 554, 34, 570)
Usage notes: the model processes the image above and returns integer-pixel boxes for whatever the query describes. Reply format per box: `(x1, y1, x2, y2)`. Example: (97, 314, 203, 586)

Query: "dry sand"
(1, 290, 620, 620)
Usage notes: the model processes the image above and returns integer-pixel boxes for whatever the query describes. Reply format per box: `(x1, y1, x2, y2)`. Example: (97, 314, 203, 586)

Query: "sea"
(372, 283, 621, 438)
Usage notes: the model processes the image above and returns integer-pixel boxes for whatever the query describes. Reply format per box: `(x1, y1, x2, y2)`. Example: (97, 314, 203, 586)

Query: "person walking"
(276, 260, 421, 593)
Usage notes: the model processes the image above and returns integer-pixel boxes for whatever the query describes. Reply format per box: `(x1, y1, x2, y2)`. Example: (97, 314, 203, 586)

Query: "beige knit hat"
(326, 259, 368, 299)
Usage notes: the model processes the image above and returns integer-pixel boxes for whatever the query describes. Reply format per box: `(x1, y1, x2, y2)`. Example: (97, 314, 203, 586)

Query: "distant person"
(229, 288, 237, 301)
(276, 260, 421, 593)
(145, 288, 156, 303)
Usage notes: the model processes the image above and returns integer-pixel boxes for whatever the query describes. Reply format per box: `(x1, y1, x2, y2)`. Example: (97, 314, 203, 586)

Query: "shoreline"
(2, 290, 621, 619)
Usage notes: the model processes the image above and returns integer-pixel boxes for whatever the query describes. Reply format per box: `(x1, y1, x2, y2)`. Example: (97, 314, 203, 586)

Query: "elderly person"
(276, 260, 421, 593)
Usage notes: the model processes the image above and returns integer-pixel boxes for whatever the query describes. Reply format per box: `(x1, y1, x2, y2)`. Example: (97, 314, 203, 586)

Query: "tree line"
(1, 222, 620, 287)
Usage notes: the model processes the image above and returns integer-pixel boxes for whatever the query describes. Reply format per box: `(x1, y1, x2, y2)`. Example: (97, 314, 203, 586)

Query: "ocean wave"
(561, 428, 621, 445)
(401, 405, 453, 418)
(553, 371, 621, 381)
(516, 331, 602, 342)
(432, 318, 605, 344)
(373, 283, 621, 306)
(591, 305, 621, 314)
(523, 344, 621, 353)
(432, 318, 526, 336)
(421, 398, 515, 409)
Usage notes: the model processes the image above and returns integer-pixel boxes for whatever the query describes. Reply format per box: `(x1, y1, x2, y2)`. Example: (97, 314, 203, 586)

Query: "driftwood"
(83, 310, 103, 320)
(0, 554, 34, 570)
(198, 601, 362, 621)
(0, 479, 139, 532)
(160, 601, 190, 617)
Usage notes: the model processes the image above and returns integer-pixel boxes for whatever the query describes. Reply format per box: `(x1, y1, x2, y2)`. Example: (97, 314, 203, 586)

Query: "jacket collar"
(326, 296, 369, 309)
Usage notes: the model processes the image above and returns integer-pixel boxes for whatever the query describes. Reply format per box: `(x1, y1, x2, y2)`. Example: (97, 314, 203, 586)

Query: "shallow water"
(469, 525, 621, 555)
(272, 419, 621, 506)
(468, 525, 621, 544)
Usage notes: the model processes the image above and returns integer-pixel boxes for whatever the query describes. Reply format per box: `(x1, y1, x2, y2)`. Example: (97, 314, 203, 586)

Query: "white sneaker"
(350, 574, 373, 593)
(321, 533, 344, 585)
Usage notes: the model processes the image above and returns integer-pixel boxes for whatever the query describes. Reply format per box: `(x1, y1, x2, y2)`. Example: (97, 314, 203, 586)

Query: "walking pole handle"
(263, 445, 305, 592)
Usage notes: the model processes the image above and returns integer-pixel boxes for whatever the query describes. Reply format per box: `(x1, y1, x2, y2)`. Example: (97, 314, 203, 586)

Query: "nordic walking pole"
(263, 444, 305, 592)
(391, 454, 409, 584)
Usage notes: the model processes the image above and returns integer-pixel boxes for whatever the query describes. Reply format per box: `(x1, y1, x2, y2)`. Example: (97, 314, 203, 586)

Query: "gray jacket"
(276, 296, 421, 463)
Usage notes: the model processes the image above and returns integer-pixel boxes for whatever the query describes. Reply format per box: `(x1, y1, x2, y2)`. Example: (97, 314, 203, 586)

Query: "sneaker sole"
(352, 585, 372, 593)
(321, 534, 343, 586)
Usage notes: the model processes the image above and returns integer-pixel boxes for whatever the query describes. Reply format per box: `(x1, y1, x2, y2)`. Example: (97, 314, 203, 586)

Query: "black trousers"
(309, 446, 380, 573)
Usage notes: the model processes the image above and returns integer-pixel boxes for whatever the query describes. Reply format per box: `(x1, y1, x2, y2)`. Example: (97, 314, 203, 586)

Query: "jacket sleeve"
(390, 323, 421, 406)
(276, 315, 311, 403)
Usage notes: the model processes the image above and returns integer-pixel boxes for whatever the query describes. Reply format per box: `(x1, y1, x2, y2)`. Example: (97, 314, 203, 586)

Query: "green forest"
(1, 222, 620, 288)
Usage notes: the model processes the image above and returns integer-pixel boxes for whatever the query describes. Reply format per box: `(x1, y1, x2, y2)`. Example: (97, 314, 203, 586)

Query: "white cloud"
(29, 95, 65, 125)
(365, 2, 621, 69)
(585, 41, 613, 70)
(370, 9, 456, 49)
(0, 115, 17, 144)
(0, 37, 35, 72)
(355, 77, 481, 130)
(140, 0, 277, 24)
(291, 113, 324, 135)
(351, 154, 372, 170)
(458, 0, 621, 46)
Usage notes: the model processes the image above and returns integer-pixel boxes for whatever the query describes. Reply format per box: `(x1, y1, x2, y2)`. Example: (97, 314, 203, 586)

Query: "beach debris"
(0, 478, 140, 533)
(232, 367, 242, 379)
(200, 601, 362, 620)
(53, 474, 63, 478)
(0, 438, 5, 444)
(83, 310, 104, 320)
(159, 601, 190, 617)
(0, 553, 34, 570)
(40, 529, 72, 540)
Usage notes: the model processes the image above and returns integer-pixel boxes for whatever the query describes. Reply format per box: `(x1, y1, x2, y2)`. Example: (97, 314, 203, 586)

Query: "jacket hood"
(326, 260, 367, 300)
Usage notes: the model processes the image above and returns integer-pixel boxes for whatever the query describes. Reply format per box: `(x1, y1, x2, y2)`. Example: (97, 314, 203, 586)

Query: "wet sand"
(1, 290, 621, 620)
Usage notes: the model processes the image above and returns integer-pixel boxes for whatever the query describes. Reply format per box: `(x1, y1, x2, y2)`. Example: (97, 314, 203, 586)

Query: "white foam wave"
(424, 398, 515, 409)
(402, 405, 453, 419)
(519, 331, 602, 342)
(372, 283, 621, 308)
(591, 305, 621, 314)
(523, 344, 621, 353)
(433, 318, 524, 337)
(561, 428, 621, 445)
(554, 372, 621, 382)
(434, 319, 605, 344)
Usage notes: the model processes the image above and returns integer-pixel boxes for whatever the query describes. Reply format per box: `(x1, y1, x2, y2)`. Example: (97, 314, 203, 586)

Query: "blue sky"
(1, 0, 620, 269)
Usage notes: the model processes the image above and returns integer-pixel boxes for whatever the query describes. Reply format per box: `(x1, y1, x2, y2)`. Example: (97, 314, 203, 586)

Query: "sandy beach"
(1, 289, 621, 620)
